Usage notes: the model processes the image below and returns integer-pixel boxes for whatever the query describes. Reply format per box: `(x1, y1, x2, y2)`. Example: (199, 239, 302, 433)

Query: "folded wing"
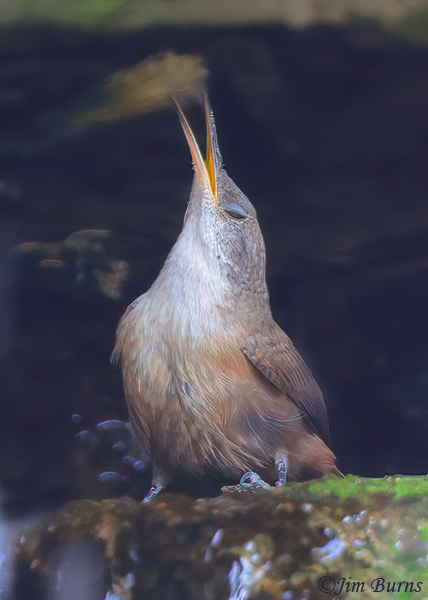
(242, 323, 331, 446)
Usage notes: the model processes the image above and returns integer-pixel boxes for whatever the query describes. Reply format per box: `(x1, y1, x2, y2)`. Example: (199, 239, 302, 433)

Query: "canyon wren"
(112, 92, 337, 502)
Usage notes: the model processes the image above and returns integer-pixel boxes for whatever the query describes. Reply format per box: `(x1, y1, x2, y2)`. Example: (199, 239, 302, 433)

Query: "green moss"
(18, 0, 126, 28)
(418, 522, 428, 542)
(283, 474, 428, 501)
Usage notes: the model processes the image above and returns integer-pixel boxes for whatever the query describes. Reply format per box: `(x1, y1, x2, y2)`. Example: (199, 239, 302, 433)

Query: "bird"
(112, 91, 337, 503)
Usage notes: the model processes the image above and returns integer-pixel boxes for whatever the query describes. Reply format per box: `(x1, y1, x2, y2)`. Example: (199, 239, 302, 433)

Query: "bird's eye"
(223, 201, 248, 220)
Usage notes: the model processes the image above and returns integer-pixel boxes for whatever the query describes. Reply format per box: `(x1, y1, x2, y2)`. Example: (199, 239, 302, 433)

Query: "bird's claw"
(222, 471, 273, 493)
(141, 484, 163, 504)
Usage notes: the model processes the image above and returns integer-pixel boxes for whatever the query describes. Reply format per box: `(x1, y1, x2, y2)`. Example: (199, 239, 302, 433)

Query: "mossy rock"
(13, 475, 428, 599)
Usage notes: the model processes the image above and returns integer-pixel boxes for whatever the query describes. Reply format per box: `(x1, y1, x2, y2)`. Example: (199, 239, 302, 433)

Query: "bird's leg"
(141, 469, 166, 504)
(275, 451, 288, 486)
(141, 484, 163, 504)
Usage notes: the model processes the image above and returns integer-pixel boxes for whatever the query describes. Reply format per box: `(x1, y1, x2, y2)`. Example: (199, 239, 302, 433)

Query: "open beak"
(171, 92, 221, 205)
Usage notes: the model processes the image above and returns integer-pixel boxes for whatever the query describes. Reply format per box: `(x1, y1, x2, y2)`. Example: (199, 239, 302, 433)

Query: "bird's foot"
(141, 484, 163, 504)
(222, 471, 273, 493)
(222, 452, 289, 494)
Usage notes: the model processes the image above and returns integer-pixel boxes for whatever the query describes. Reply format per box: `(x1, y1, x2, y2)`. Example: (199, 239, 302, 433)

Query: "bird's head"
(171, 94, 268, 297)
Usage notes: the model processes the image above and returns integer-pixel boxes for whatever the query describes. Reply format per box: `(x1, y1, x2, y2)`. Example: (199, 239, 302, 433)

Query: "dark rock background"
(0, 22, 426, 514)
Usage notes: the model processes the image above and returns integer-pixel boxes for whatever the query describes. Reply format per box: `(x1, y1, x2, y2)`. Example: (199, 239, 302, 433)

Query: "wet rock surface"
(12, 475, 428, 600)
